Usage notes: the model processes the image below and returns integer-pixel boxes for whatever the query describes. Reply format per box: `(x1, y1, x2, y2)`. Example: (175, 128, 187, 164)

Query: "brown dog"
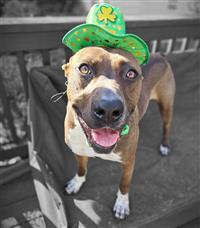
(62, 46, 175, 219)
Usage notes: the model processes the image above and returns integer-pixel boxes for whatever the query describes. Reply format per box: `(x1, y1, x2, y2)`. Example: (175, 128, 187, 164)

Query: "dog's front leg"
(113, 158, 135, 219)
(113, 123, 138, 220)
(65, 155, 88, 194)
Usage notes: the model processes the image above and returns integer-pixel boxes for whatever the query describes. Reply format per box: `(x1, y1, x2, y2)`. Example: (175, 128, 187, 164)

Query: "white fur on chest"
(66, 119, 122, 163)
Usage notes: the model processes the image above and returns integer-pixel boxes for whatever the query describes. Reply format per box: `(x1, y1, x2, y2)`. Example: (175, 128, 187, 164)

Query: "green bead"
(120, 124, 129, 136)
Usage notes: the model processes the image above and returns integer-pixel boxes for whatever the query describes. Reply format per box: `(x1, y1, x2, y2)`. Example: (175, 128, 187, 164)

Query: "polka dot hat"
(62, 3, 149, 65)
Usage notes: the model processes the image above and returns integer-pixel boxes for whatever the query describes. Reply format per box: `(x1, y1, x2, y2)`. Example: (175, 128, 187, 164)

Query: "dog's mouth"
(78, 116, 120, 154)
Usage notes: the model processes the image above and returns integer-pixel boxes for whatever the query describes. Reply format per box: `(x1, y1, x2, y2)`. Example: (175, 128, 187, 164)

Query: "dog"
(62, 46, 175, 219)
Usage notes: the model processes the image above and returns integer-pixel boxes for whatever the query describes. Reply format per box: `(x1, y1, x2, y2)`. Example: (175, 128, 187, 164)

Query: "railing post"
(17, 51, 29, 99)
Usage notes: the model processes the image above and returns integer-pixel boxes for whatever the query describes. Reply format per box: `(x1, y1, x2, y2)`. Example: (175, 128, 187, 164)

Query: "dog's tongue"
(91, 128, 119, 148)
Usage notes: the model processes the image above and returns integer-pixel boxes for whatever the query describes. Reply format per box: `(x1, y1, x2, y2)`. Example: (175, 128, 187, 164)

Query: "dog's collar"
(120, 124, 129, 136)
(119, 107, 136, 137)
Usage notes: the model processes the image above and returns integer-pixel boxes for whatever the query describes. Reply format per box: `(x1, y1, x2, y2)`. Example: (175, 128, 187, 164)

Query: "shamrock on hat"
(62, 3, 149, 65)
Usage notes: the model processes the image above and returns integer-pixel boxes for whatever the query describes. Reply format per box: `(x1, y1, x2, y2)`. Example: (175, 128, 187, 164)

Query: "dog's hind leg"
(65, 155, 88, 194)
(155, 67, 176, 156)
(159, 103, 174, 155)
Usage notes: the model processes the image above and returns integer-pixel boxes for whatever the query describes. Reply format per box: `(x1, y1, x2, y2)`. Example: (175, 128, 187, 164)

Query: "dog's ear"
(62, 63, 70, 77)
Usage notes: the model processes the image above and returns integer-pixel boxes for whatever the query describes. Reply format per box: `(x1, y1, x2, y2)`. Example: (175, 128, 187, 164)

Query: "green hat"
(62, 3, 149, 65)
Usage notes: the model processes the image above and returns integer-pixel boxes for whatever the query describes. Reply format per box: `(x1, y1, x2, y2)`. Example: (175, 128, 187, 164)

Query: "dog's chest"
(66, 120, 122, 163)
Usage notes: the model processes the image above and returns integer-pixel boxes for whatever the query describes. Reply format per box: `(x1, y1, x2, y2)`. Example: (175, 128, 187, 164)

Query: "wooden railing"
(0, 16, 200, 162)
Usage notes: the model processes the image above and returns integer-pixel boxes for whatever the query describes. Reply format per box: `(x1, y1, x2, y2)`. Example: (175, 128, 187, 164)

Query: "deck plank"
(179, 218, 200, 228)
(0, 170, 45, 227)
(0, 171, 35, 207)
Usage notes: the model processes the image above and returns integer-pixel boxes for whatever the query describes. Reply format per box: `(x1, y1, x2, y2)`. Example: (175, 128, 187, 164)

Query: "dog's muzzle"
(88, 88, 124, 153)
(73, 87, 126, 154)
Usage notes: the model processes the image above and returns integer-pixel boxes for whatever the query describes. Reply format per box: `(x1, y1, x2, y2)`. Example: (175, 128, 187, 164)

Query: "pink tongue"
(91, 128, 119, 148)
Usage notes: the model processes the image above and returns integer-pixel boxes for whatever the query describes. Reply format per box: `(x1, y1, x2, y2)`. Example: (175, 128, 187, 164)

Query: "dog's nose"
(92, 88, 124, 124)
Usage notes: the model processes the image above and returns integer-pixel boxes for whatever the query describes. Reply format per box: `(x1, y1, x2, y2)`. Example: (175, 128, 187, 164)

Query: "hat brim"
(62, 24, 149, 65)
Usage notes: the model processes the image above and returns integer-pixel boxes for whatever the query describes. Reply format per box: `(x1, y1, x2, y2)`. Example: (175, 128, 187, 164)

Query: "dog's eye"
(125, 69, 138, 80)
(79, 64, 92, 75)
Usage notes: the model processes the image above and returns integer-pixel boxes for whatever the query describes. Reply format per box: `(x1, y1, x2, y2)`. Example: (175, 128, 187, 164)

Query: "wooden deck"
(0, 16, 200, 228)
(0, 165, 199, 228)
(0, 166, 45, 227)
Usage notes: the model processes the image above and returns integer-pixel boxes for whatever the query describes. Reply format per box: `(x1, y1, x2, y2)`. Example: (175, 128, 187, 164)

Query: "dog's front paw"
(160, 144, 170, 156)
(113, 190, 130, 219)
(64, 174, 86, 194)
